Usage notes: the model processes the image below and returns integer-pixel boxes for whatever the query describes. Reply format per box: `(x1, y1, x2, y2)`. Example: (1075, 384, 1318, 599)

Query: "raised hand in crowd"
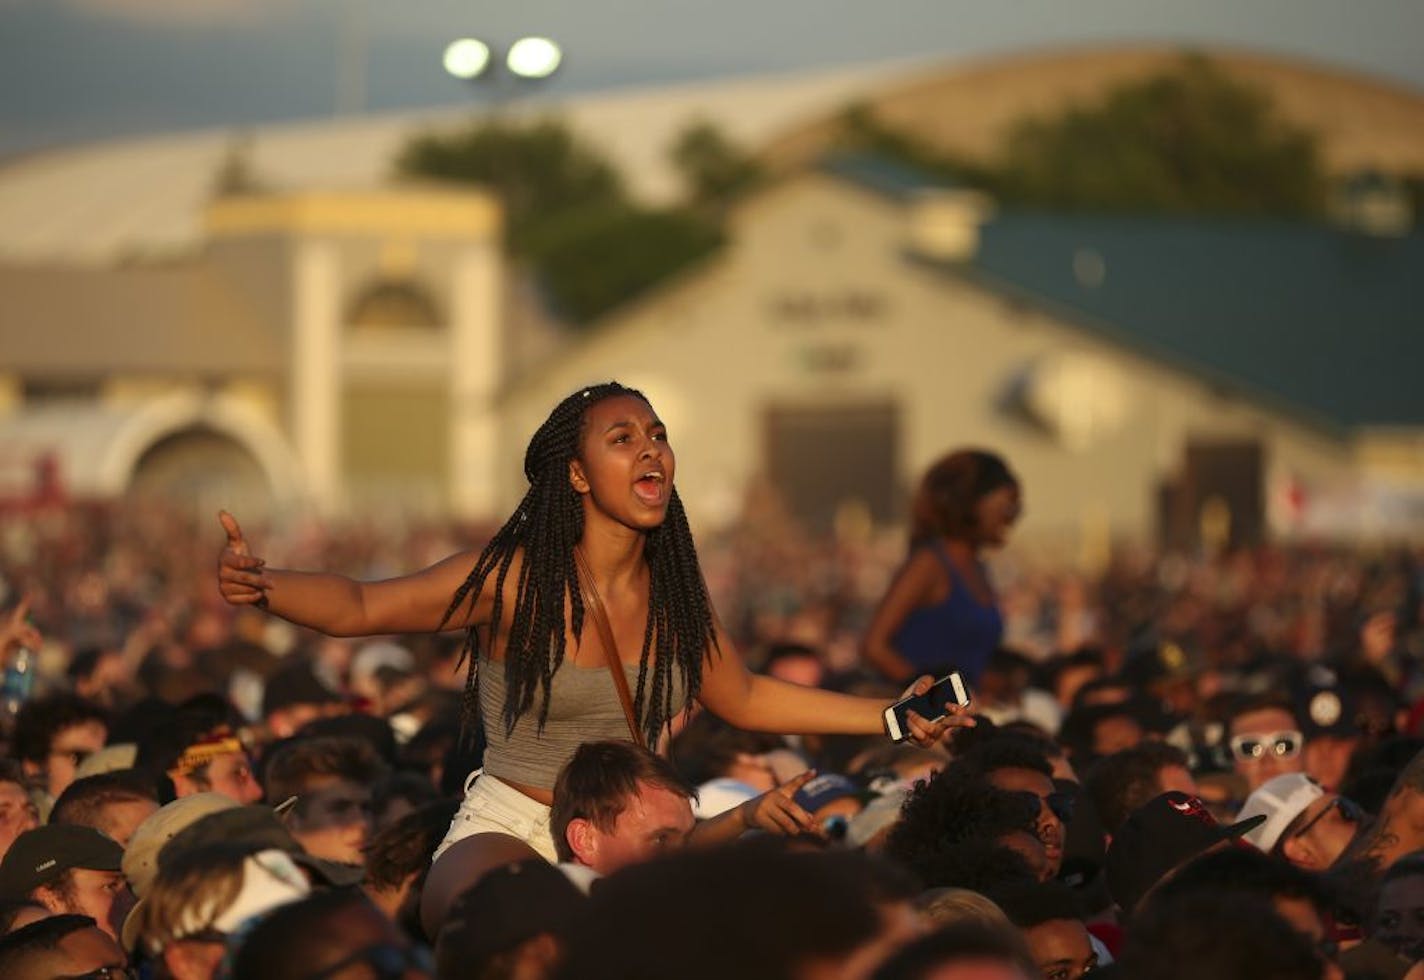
(216, 510, 272, 608)
(736, 769, 822, 837)
(1, 594, 40, 661)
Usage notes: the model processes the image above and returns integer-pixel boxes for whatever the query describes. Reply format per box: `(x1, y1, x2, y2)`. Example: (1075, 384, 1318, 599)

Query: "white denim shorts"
(433, 769, 557, 864)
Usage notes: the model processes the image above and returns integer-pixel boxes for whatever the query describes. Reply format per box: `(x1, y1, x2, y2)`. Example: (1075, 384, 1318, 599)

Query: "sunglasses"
(1283, 796, 1364, 844)
(1228, 730, 1303, 762)
(1005, 789, 1076, 825)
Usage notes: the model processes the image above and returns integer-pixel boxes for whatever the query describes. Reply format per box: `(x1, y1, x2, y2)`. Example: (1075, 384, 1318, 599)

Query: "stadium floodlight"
(506, 37, 562, 79)
(443, 38, 492, 80)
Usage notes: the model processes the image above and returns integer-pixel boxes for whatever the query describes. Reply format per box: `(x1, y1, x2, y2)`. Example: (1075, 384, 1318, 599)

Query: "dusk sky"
(2, 0, 1422, 158)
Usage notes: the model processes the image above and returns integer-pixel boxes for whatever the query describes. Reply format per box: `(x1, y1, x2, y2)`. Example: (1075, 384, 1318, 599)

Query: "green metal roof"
(967, 213, 1424, 430)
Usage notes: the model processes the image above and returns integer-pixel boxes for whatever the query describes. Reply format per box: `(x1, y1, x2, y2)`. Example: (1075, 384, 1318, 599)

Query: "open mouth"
(633, 470, 666, 506)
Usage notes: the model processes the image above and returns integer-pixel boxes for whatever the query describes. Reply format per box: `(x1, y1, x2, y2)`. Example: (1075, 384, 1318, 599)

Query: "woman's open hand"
(216, 511, 272, 608)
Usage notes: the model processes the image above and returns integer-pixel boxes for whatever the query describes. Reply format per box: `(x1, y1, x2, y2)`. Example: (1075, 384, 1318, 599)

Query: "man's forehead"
(55, 721, 106, 744)
(207, 750, 251, 767)
(303, 776, 369, 798)
(618, 783, 693, 821)
(1232, 707, 1297, 731)
(988, 767, 1052, 793)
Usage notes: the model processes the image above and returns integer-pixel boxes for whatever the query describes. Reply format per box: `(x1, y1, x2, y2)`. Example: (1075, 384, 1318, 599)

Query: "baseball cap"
(352, 641, 414, 682)
(692, 778, 759, 819)
(1235, 774, 1325, 853)
(792, 774, 862, 815)
(74, 743, 139, 780)
(123, 793, 240, 899)
(1298, 685, 1359, 739)
(1119, 641, 1195, 687)
(435, 860, 586, 967)
(1105, 791, 1266, 912)
(0, 825, 124, 898)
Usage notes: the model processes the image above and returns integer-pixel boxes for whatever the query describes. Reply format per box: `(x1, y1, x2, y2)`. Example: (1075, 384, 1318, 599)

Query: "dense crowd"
(0, 497, 1422, 979)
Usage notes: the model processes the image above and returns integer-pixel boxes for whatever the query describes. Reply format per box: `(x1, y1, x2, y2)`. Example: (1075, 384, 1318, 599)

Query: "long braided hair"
(441, 382, 716, 748)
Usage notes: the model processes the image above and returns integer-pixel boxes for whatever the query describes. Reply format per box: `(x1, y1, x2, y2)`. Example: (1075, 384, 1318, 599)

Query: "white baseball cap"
(1236, 773, 1325, 852)
(693, 778, 760, 818)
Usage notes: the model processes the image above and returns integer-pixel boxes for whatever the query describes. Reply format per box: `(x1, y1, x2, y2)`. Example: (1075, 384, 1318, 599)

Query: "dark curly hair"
(12, 694, 107, 765)
(1084, 741, 1191, 835)
(441, 382, 716, 748)
(885, 770, 1039, 871)
(949, 735, 1054, 781)
(910, 449, 1017, 545)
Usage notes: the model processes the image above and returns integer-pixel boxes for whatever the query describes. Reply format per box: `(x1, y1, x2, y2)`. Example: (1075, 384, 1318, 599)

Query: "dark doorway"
(130, 427, 270, 515)
(1160, 439, 1265, 550)
(763, 401, 900, 534)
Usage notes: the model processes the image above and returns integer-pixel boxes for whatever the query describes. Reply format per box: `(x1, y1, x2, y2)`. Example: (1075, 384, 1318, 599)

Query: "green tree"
(670, 121, 762, 207)
(396, 116, 723, 324)
(833, 103, 996, 190)
(524, 202, 723, 323)
(396, 117, 624, 251)
(996, 56, 1326, 215)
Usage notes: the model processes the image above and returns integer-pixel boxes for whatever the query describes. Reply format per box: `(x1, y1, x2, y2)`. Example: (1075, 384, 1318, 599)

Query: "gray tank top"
(478, 654, 689, 791)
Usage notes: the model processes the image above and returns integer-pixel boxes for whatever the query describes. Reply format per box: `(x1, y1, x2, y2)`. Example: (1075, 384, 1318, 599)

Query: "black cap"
(436, 860, 586, 966)
(1104, 791, 1265, 913)
(0, 825, 124, 898)
(262, 663, 343, 718)
(1297, 684, 1359, 739)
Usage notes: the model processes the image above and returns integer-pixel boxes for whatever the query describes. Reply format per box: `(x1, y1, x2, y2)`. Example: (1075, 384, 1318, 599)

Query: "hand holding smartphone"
(883, 671, 971, 743)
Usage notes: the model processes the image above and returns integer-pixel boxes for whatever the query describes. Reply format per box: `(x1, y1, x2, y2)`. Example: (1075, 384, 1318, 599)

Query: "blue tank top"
(888, 543, 1004, 685)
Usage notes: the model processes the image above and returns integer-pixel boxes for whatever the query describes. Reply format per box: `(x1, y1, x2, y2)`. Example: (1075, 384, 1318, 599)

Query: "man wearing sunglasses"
(1237, 773, 1367, 872)
(1225, 699, 1305, 794)
(958, 740, 1069, 879)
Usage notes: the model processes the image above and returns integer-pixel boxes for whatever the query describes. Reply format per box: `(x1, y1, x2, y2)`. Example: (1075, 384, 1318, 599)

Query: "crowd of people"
(0, 383, 1421, 979)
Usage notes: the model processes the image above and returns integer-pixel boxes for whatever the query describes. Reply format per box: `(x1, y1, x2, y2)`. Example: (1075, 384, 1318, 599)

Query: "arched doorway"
(128, 426, 272, 516)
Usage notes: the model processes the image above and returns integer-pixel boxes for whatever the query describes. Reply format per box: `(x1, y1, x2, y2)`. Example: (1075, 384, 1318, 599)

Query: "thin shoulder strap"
(928, 540, 961, 581)
(573, 547, 646, 748)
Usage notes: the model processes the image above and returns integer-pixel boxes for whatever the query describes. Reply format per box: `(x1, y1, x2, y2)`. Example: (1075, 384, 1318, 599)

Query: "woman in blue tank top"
(862, 449, 1021, 687)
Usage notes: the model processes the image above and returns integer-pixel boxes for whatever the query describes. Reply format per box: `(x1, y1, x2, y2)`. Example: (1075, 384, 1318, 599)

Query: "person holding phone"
(862, 449, 1021, 687)
(217, 382, 973, 865)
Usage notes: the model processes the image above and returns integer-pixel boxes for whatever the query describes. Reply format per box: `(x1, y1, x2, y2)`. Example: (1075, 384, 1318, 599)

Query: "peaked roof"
(968, 213, 1424, 431)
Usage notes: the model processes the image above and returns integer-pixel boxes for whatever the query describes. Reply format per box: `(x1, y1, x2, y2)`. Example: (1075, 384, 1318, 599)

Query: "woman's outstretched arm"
(215, 511, 492, 637)
(696, 613, 971, 745)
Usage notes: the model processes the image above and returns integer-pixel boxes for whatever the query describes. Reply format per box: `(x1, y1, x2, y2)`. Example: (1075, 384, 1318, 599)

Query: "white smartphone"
(883, 672, 971, 743)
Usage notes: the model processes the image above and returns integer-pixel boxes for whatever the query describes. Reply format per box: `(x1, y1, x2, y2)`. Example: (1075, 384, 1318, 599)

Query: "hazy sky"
(2, 0, 1421, 158)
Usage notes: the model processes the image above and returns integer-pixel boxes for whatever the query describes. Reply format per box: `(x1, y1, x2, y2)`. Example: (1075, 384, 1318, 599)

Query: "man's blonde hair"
(138, 842, 250, 954)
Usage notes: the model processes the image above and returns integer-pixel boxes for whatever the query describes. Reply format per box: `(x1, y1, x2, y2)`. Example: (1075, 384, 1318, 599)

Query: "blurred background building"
(1, 45, 1421, 556)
